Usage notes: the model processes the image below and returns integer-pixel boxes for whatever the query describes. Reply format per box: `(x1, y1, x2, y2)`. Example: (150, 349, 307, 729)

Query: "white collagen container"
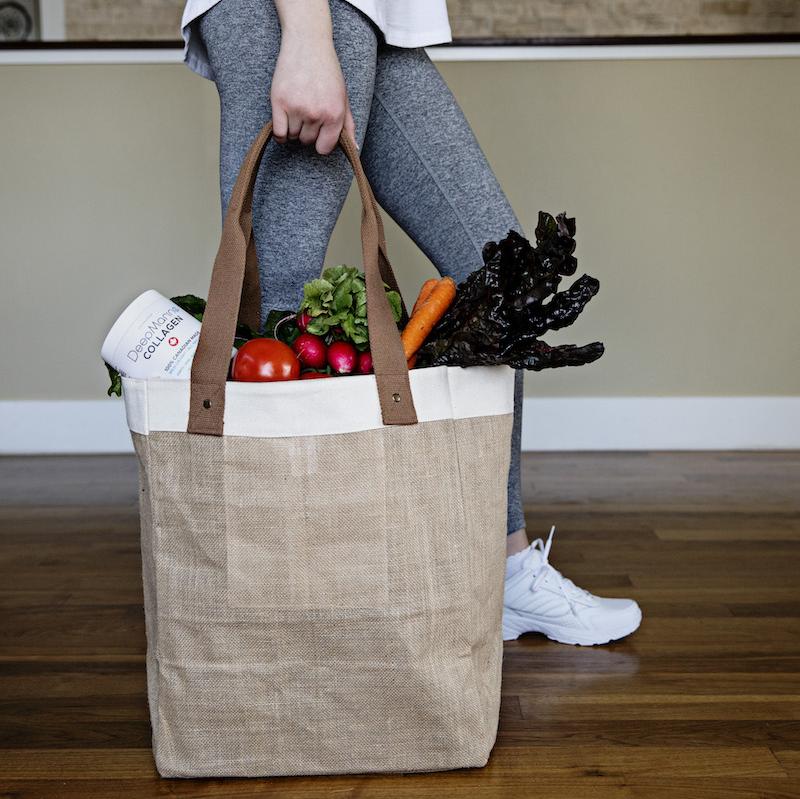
(101, 290, 204, 380)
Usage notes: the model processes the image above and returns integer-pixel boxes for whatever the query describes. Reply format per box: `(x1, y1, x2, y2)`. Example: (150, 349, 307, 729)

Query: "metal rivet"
(392, 392, 401, 403)
(203, 399, 212, 409)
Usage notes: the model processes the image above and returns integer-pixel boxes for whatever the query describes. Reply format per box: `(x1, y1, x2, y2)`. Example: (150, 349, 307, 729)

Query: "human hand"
(270, 27, 356, 155)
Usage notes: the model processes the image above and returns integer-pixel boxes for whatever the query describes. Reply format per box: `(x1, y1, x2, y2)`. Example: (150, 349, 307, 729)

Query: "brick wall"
(64, 0, 800, 40)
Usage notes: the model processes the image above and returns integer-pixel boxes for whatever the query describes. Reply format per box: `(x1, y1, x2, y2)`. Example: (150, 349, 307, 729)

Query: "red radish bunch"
(289, 316, 365, 379)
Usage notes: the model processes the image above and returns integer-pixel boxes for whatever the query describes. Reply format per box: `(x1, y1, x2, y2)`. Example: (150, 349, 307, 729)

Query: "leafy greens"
(416, 213, 604, 370)
(299, 265, 402, 350)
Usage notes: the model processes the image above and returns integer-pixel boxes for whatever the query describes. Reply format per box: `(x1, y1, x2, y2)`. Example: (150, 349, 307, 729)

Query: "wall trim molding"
(433, 42, 800, 62)
(518, 397, 799, 451)
(1, 397, 798, 454)
(1, 42, 799, 66)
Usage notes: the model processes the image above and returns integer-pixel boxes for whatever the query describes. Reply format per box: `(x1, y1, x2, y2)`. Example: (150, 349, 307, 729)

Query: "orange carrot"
(401, 276, 457, 360)
(411, 278, 440, 317)
(407, 354, 417, 369)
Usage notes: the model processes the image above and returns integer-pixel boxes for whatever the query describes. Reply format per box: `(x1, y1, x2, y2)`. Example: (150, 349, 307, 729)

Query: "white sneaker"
(503, 526, 642, 646)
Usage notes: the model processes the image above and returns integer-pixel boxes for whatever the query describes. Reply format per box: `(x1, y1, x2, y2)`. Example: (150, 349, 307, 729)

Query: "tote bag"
(124, 122, 515, 777)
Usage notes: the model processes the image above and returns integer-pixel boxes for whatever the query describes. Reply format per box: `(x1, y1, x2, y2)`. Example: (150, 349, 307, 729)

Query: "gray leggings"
(199, 0, 525, 535)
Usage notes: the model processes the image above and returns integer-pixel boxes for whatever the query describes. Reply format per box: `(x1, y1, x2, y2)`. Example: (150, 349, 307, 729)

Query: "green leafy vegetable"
(299, 265, 401, 351)
(170, 293, 205, 322)
(263, 309, 300, 346)
(416, 213, 604, 371)
(105, 362, 122, 397)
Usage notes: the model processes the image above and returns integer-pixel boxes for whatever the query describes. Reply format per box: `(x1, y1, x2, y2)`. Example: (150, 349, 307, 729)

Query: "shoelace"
(525, 526, 595, 612)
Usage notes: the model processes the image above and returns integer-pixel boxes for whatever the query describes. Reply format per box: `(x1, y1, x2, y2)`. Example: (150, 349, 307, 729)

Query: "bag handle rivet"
(203, 399, 212, 409)
(392, 393, 401, 403)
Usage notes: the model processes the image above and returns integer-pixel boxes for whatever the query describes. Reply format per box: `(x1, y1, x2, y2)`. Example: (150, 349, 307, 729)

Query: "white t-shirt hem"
(381, 26, 452, 48)
(180, 0, 452, 80)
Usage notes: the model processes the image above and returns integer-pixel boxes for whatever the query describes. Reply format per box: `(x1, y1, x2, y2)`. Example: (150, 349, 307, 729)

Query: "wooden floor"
(1, 452, 799, 798)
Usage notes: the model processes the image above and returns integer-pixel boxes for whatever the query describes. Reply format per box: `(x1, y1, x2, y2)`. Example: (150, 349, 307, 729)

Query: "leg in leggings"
(200, 3, 526, 538)
(360, 46, 526, 538)
(198, 0, 378, 312)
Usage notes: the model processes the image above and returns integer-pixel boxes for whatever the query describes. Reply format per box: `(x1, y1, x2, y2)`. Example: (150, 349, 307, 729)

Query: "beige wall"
(1, 58, 798, 401)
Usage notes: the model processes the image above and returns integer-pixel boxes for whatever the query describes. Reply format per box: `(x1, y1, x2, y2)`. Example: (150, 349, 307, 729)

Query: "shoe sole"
(502, 604, 642, 646)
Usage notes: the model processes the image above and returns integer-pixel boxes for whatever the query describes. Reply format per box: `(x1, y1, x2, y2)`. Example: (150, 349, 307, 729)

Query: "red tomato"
(231, 338, 300, 382)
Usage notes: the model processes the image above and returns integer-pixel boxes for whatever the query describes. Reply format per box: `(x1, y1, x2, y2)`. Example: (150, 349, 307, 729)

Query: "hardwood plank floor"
(1, 452, 799, 798)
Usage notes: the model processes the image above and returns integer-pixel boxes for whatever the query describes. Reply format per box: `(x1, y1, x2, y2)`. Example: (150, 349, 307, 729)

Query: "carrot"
(407, 354, 417, 369)
(411, 278, 440, 317)
(401, 276, 457, 360)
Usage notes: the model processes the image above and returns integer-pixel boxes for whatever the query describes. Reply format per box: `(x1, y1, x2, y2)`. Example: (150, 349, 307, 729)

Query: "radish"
(292, 333, 327, 369)
(297, 311, 312, 332)
(357, 350, 373, 375)
(327, 341, 357, 375)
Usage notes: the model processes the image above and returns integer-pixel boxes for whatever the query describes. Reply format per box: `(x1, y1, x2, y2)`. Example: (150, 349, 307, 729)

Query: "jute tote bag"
(123, 122, 514, 778)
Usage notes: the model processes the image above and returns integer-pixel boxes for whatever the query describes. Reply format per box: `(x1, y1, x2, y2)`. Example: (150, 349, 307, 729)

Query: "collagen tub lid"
(100, 289, 167, 363)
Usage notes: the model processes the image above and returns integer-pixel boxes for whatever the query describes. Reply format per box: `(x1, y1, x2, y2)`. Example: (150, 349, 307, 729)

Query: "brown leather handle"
(188, 121, 418, 435)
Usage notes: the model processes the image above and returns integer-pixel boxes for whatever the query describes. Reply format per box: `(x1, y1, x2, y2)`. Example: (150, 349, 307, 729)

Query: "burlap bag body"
(124, 123, 514, 777)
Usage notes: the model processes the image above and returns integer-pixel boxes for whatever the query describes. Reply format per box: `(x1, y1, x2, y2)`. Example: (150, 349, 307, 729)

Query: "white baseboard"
(0, 400, 133, 455)
(518, 397, 800, 451)
(0, 397, 798, 454)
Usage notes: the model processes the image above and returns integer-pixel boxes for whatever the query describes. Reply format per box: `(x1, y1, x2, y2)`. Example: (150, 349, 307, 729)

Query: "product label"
(126, 306, 186, 363)
(163, 329, 201, 377)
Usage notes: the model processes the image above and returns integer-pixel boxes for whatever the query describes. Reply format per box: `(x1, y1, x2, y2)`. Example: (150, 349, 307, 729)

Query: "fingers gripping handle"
(188, 121, 417, 435)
